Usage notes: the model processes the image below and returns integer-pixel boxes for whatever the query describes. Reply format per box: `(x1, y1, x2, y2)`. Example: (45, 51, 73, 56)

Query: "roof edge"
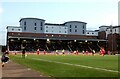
(19, 17, 45, 22)
(64, 21, 87, 24)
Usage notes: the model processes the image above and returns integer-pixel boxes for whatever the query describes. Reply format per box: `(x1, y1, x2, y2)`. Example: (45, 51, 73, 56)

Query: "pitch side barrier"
(8, 50, 70, 54)
(8, 50, 102, 55)
(8, 51, 34, 55)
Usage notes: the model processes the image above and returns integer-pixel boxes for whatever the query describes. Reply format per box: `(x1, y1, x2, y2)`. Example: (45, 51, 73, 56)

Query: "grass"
(9, 54, 119, 78)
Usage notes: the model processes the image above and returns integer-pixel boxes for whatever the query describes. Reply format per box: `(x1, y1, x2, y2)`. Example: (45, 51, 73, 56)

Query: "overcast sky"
(0, 0, 119, 45)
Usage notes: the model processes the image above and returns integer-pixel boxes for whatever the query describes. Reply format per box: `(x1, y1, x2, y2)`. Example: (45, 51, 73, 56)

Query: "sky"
(0, 0, 119, 45)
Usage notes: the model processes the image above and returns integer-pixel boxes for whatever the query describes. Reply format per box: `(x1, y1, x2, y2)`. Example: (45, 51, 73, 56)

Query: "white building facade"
(86, 30, 98, 36)
(44, 23, 68, 34)
(99, 26, 109, 32)
(7, 18, 87, 35)
(19, 18, 45, 33)
(64, 21, 87, 35)
(98, 25, 120, 38)
(7, 26, 22, 32)
(106, 26, 120, 38)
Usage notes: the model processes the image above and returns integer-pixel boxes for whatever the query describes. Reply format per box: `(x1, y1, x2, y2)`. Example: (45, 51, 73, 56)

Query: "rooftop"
(64, 21, 87, 24)
(45, 23, 65, 26)
(19, 17, 45, 22)
(106, 26, 120, 29)
(99, 25, 111, 28)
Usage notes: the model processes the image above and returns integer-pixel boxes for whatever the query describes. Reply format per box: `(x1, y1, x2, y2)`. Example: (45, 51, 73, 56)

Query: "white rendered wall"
(106, 26, 120, 38)
(112, 28, 120, 34)
(86, 30, 98, 36)
(20, 18, 45, 33)
(44, 25, 68, 34)
(7, 26, 22, 32)
(65, 22, 86, 35)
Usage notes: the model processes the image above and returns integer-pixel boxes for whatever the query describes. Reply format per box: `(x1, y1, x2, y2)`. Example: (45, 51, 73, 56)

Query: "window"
(46, 26, 48, 28)
(87, 32, 89, 34)
(34, 23, 37, 26)
(24, 26, 26, 31)
(24, 22, 26, 25)
(65, 31, 66, 33)
(110, 29, 112, 33)
(70, 25, 71, 28)
(83, 25, 84, 29)
(70, 29, 71, 32)
(46, 30, 48, 32)
(83, 30, 85, 34)
(52, 27, 54, 28)
(75, 25, 77, 28)
(59, 31, 61, 33)
(65, 27, 66, 29)
(92, 33, 94, 34)
(41, 22, 43, 26)
(34, 27, 37, 30)
(12, 29, 14, 31)
(18, 29, 20, 31)
(115, 29, 116, 33)
(75, 29, 77, 32)
(41, 27, 42, 30)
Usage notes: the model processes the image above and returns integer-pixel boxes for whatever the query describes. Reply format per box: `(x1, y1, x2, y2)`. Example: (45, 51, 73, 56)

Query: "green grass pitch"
(9, 54, 119, 78)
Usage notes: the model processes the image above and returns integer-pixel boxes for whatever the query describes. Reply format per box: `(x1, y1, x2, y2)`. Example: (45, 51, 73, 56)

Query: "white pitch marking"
(32, 58, 119, 73)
